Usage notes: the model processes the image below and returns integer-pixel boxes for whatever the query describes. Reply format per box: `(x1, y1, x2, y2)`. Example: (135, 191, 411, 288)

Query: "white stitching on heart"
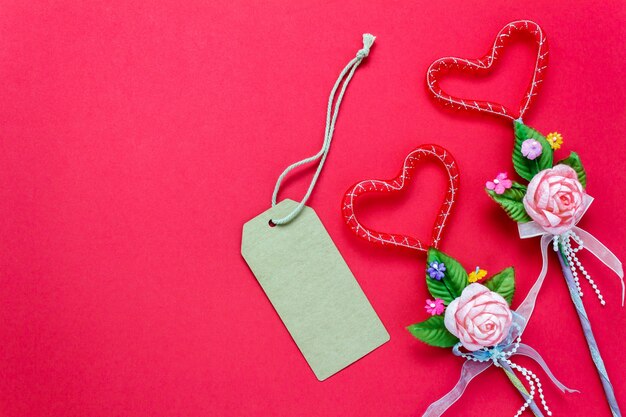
(426, 20, 548, 121)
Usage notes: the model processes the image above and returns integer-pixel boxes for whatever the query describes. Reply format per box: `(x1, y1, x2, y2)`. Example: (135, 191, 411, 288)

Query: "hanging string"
(270, 33, 376, 225)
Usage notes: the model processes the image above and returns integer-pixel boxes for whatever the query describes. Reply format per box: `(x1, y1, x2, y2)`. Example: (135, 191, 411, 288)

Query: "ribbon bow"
(516, 196, 624, 325)
(423, 314, 577, 417)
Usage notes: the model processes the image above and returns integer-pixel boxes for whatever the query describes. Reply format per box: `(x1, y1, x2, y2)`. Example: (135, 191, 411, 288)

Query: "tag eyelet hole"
(268, 220, 276, 228)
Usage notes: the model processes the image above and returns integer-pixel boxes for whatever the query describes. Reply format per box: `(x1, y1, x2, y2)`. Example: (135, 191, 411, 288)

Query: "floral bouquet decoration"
(484, 121, 624, 415)
(426, 20, 624, 415)
(340, 144, 575, 417)
(410, 248, 575, 417)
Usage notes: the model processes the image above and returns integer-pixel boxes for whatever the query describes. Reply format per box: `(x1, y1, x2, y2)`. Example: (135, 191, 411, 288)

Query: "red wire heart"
(342, 144, 459, 253)
(427, 20, 549, 122)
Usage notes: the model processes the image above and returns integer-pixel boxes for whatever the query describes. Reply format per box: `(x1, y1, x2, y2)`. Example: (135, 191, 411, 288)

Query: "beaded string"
(553, 231, 605, 305)
(506, 360, 552, 417)
(454, 324, 552, 417)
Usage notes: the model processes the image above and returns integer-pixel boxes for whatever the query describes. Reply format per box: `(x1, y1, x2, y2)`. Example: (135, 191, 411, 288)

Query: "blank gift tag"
(242, 35, 385, 380)
(242, 199, 389, 380)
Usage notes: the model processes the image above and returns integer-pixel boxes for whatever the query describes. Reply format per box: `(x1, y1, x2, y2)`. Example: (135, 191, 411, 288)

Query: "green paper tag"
(241, 199, 389, 380)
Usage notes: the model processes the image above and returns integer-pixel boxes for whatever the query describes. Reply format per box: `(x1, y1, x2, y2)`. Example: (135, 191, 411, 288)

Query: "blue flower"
(427, 261, 446, 280)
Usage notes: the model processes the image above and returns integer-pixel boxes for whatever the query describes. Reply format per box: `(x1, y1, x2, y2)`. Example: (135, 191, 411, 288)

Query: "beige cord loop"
(271, 34, 375, 225)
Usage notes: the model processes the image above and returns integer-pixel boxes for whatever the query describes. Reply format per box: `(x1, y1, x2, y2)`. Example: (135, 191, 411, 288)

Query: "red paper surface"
(1, 1, 624, 416)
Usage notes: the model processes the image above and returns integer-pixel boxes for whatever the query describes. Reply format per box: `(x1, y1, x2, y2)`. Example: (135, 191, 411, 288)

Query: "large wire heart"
(342, 144, 459, 253)
(427, 20, 548, 122)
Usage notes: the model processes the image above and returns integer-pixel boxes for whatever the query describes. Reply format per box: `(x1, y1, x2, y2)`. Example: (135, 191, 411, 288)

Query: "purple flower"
(521, 139, 543, 160)
(427, 261, 446, 280)
(424, 298, 445, 315)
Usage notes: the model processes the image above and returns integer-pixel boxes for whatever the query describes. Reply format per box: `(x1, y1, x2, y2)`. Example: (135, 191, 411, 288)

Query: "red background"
(1, 1, 625, 416)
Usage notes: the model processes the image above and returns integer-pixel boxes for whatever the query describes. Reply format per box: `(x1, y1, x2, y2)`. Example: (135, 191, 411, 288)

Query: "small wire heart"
(427, 20, 548, 122)
(342, 144, 459, 253)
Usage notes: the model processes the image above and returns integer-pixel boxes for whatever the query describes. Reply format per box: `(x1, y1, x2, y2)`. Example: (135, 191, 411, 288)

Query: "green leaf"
(483, 267, 515, 305)
(504, 181, 528, 201)
(513, 121, 554, 181)
(426, 248, 469, 303)
(557, 151, 587, 188)
(486, 182, 532, 223)
(407, 315, 459, 348)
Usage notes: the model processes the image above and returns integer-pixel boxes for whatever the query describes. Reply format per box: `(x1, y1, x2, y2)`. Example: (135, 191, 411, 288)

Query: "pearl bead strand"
(559, 231, 605, 305)
(455, 325, 553, 417)
(507, 359, 554, 417)
(507, 360, 536, 417)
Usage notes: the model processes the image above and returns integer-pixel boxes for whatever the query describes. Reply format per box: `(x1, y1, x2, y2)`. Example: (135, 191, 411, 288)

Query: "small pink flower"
(521, 139, 543, 160)
(486, 172, 513, 195)
(424, 298, 445, 315)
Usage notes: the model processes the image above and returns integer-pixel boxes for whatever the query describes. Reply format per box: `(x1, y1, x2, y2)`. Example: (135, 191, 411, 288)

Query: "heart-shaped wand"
(342, 144, 575, 416)
(427, 20, 623, 416)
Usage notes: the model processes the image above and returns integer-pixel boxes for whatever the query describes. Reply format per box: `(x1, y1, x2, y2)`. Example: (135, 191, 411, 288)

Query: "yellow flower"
(468, 267, 488, 283)
(546, 132, 563, 150)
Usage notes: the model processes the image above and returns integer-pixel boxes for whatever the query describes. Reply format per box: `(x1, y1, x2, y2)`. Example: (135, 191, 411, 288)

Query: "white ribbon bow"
(516, 195, 624, 324)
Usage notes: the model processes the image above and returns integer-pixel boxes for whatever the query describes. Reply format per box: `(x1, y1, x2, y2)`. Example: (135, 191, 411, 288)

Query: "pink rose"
(523, 164, 586, 235)
(444, 283, 512, 351)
